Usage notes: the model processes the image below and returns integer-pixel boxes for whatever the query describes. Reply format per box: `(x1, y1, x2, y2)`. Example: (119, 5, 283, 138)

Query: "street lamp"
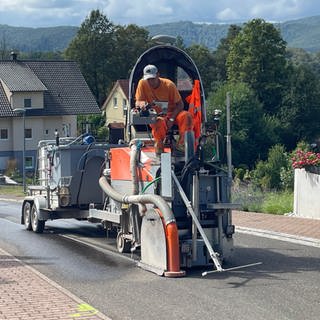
(13, 108, 26, 193)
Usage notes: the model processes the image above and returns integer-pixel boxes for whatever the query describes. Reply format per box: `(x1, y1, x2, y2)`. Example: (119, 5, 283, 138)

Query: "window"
(24, 99, 32, 108)
(0, 128, 8, 140)
(45, 129, 49, 135)
(113, 97, 118, 108)
(25, 128, 32, 139)
(25, 156, 34, 169)
(62, 123, 71, 137)
(123, 99, 127, 116)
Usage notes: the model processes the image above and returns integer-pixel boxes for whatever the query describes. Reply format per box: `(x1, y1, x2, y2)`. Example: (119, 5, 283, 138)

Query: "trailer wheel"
(116, 232, 131, 253)
(31, 204, 45, 234)
(23, 201, 32, 231)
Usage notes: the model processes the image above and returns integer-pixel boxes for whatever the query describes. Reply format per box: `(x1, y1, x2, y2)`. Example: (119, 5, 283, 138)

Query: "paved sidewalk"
(233, 210, 320, 246)
(0, 248, 111, 320)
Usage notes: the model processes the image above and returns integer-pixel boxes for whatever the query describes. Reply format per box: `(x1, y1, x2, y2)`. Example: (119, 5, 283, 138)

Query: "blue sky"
(0, 0, 319, 27)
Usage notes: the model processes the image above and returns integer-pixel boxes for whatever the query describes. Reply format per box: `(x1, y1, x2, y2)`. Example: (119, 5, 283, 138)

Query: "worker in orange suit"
(135, 64, 193, 155)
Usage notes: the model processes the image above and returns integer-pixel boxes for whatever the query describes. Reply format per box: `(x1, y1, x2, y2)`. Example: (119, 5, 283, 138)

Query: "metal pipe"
(129, 142, 139, 195)
(226, 92, 232, 182)
(99, 176, 175, 225)
(226, 92, 233, 226)
(192, 173, 199, 261)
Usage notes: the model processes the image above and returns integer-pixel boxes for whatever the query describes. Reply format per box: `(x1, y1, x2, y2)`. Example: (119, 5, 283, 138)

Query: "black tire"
(30, 204, 45, 233)
(116, 232, 131, 253)
(23, 201, 32, 231)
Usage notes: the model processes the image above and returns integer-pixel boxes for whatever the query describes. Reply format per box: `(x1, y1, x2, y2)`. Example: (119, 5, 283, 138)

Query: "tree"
(207, 82, 276, 167)
(65, 10, 116, 105)
(280, 63, 320, 148)
(186, 44, 216, 94)
(213, 24, 241, 83)
(226, 19, 288, 115)
(113, 24, 151, 79)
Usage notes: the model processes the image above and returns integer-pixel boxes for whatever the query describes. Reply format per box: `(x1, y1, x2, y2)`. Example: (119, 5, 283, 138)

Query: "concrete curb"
(236, 226, 320, 248)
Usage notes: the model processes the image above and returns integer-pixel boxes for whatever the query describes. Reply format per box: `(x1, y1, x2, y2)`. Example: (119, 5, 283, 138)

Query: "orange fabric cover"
(186, 79, 202, 139)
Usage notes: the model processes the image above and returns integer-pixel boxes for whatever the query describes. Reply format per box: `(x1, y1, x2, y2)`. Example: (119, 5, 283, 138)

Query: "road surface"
(0, 200, 319, 320)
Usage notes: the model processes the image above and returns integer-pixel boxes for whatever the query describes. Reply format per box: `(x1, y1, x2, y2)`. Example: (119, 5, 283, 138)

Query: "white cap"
(143, 64, 158, 80)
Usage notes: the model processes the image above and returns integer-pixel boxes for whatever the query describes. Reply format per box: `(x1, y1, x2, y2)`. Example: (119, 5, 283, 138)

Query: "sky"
(0, 0, 320, 28)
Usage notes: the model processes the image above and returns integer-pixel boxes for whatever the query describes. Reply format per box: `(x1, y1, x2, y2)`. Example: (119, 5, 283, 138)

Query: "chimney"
(10, 51, 17, 61)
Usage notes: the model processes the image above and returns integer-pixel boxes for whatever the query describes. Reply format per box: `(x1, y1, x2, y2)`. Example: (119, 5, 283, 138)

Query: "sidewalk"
(1, 198, 320, 320)
(233, 210, 320, 246)
(0, 247, 111, 320)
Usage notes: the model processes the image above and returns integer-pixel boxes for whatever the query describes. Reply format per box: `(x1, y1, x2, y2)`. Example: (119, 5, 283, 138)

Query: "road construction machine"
(21, 37, 237, 276)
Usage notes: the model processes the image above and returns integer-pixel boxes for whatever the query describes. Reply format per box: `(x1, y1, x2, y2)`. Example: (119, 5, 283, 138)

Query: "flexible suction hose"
(98, 176, 176, 225)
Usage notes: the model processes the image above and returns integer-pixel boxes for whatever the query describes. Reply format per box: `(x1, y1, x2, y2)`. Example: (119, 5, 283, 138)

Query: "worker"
(135, 64, 193, 155)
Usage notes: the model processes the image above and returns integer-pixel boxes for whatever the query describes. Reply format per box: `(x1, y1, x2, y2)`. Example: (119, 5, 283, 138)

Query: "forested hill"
(1, 15, 320, 53)
(146, 16, 320, 52)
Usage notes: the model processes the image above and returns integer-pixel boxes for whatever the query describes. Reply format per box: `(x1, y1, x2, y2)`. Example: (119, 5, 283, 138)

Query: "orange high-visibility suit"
(135, 77, 193, 149)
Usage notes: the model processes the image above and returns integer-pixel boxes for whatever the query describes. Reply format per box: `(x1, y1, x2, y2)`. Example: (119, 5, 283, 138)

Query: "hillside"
(0, 25, 78, 52)
(1, 15, 320, 53)
(146, 16, 320, 52)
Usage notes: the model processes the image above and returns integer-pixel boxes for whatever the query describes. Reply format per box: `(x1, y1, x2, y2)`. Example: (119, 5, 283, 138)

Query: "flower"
(291, 149, 320, 169)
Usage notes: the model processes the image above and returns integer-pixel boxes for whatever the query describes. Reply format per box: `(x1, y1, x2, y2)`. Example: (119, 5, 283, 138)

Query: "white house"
(0, 53, 100, 174)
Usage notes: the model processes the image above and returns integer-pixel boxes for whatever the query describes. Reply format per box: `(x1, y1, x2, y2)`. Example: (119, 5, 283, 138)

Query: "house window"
(25, 128, 32, 139)
(123, 99, 127, 116)
(45, 129, 49, 135)
(24, 99, 32, 108)
(0, 128, 8, 140)
(25, 156, 34, 169)
(113, 97, 118, 108)
(62, 123, 71, 137)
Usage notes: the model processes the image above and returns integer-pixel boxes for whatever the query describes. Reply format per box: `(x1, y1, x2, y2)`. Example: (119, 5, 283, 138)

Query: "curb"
(236, 226, 320, 248)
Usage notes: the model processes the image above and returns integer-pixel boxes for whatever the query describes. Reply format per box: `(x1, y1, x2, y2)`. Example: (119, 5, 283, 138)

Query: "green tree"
(280, 63, 320, 148)
(65, 10, 116, 105)
(207, 82, 275, 167)
(113, 24, 151, 79)
(213, 24, 241, 83)
(226, 19, 288, 114)
(186, 44, 216, 94)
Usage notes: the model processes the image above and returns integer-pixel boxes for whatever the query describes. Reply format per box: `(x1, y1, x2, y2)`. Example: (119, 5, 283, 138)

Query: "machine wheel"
(30, 204, 45, 233)
(116, 232, 131, 253)
(23, 201, 32, 231)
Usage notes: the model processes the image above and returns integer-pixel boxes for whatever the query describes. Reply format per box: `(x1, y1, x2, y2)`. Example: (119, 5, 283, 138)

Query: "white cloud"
(0, 0, 319, 27)
(216, 8, 240, 21)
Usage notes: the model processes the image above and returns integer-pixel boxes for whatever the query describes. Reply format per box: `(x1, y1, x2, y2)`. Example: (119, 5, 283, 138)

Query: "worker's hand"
(135, 101, 147, 110)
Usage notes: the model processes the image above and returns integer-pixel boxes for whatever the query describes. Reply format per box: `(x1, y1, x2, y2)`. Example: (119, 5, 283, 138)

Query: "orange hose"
(165, 222, 180, 272)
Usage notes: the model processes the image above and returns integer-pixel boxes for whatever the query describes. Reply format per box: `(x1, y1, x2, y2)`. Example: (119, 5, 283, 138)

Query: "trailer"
(21, 39, 237, 276)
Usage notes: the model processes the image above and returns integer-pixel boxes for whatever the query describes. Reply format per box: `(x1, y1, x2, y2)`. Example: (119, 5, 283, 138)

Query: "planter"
(305, 165, 320, 175)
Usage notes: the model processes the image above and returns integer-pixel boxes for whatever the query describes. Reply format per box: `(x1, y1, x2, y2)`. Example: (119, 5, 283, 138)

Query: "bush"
(251, 144, 293, 190)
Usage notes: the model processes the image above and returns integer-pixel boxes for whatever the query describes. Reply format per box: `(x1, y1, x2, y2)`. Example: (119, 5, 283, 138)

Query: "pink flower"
(292, 149, 320, 169)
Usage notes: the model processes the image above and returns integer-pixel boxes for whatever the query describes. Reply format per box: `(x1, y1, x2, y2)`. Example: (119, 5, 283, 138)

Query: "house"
(101, 79, 129, 143)
(0, 53, 100, 174)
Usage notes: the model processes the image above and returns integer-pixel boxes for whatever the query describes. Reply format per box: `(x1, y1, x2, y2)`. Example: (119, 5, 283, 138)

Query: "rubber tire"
(116, 232, 131, 253)
(23, 201, 32, 231)
(30, 204, 45, 233)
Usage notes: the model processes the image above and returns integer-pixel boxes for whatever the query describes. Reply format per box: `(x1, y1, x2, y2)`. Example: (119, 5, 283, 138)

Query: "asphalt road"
(0, 200, 319, 320)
